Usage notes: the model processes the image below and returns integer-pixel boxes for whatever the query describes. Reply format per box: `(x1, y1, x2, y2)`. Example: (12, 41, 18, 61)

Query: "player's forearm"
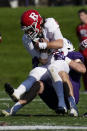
(47, 39, 63, 49)
(38, 39, 63, 50)
(69, 61, 86, 74)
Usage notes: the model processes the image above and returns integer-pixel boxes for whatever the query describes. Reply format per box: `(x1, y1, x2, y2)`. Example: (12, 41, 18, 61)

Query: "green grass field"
(0, 6, 87, 130)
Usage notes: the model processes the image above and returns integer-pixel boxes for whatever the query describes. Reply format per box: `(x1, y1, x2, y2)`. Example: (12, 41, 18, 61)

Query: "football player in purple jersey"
(2, 50, 86, 117)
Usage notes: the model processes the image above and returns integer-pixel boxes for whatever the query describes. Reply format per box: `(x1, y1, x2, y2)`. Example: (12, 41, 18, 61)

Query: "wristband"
(65, 57, 71, 64)
(39, 42, 47, 49)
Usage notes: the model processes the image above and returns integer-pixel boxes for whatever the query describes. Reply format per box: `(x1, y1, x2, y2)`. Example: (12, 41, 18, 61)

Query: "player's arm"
(45, 26, 63, 49)
(36, 19, 64, 50)
(66, 58, 86, 74)
(38, 29, 63, 49)
(35, 38, 63, 50)
(44, 39, 63, 49)
(37, 37, 63, 50)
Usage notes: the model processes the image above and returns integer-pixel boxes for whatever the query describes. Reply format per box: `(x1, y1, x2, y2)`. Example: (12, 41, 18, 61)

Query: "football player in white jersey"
(4, 10, 77, 115)
(21, 10, 72, 113)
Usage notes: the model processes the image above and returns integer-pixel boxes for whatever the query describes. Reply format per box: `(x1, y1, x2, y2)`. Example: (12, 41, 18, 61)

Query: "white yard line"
(0, 125, 87, 130)
(0, 98, 11, 101)
(80, 91, 87, 95)
(0, 98, 41, 101)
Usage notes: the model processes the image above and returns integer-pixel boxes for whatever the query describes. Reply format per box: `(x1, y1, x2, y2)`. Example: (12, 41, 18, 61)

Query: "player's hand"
(33, 38, 48, 50)
(40, 38, 48, 43)
(33, 41, 40, 51)
(34, 42, 39, 49)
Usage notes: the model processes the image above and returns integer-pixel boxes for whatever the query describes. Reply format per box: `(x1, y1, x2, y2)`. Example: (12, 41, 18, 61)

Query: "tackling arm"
(68, 60, 86, 74)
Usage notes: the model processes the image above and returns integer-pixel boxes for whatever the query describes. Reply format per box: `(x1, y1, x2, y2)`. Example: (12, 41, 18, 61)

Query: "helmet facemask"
(22, 22, 40, 40)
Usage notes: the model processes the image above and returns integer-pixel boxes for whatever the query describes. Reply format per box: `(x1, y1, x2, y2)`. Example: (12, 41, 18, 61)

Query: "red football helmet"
(21, 9, 43, 40)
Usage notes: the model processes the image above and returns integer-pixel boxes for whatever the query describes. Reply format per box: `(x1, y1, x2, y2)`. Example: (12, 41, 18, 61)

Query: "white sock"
(53, 79, 67, 109)
(13, 85, 26, 99)
(49, 66, 67, 108)
(13, 76, 36, 99)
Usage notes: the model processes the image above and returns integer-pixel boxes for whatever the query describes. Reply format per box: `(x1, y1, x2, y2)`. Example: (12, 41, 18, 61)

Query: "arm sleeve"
(67, 51, 84, 62)
(22, 35, 40, 58)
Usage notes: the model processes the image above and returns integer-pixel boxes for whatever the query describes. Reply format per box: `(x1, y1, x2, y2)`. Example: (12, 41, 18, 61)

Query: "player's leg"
(39, 80, 70, 113)
(59, 71, 78, 117)
(69, 77, 80, 105)
(2, 81, 44, 116)
(48, 60, 69, 113)
(5, 76, 36, 102)
(39, 79, 58, 110)
(5, 67, 48, 102)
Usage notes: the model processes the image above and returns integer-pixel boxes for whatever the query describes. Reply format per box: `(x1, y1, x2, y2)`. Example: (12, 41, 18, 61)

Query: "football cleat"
(68, 96, 78, 117)
(69, 107, 78, 117)
(4, 83, 18, 102)
(1, 109, 12, 116)
(55, 107, 67, 115)
(83, 112, 87, 117)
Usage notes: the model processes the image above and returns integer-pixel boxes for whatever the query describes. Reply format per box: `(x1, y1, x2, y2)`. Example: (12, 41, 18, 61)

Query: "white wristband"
(65, 57, 71, 64)
(39, 42, 47, 49)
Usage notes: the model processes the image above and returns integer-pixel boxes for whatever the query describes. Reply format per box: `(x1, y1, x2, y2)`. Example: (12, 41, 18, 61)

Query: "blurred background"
(0, 0, 87, 8)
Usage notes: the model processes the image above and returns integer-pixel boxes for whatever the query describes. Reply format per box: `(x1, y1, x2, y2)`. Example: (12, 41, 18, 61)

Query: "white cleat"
(1, 110, 11, 117)
(70, 108, 78, 117)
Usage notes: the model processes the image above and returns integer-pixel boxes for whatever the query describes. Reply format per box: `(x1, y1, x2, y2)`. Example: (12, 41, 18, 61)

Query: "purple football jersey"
(67, 51, 84, 104)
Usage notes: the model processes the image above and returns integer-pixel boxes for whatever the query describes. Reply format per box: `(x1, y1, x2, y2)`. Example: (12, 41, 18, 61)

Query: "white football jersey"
(22, 18, 63, 59)
(43, 18, 63, 41)
(22, 18, 71, 62)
